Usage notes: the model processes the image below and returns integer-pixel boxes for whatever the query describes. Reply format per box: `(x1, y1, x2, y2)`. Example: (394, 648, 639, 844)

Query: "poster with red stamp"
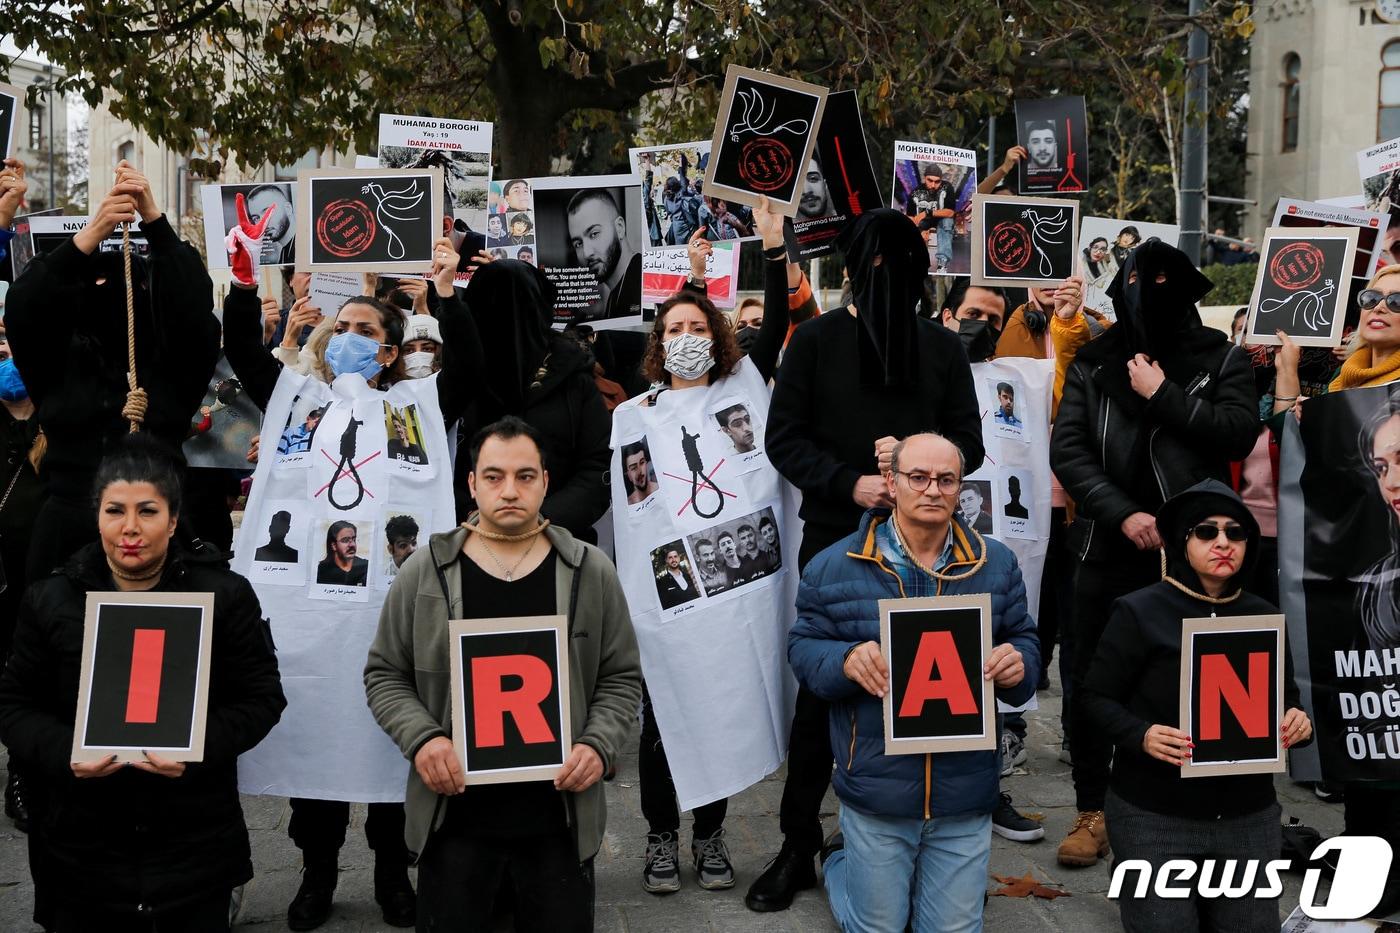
(970, 193, 1079, 289)
(1243, 226, 1359, 348)
(295, 167, 444, 273)
(704, 66, 829, 217)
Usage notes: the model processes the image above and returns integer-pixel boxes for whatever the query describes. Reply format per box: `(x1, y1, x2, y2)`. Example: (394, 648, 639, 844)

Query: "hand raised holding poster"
(1015, 96, 1089, 194)
(704, 66, 829, 217)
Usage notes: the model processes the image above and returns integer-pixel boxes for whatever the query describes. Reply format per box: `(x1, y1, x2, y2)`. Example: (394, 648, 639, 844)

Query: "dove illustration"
(1259, 279, 1336, 334)
(1021, 208, 1069, 277)
(360, 181, 428, 260)
(730, 87, 811, 142)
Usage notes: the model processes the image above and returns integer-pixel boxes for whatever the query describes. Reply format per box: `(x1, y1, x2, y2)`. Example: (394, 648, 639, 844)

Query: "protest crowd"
(1, 61, 1400, 933)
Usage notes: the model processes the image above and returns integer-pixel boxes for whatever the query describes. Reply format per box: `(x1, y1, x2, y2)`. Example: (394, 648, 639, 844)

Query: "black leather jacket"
(1051, 339, 1259, 562)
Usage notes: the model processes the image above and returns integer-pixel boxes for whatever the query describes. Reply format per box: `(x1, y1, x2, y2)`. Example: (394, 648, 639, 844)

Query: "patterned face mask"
(662, 332, 716, 381)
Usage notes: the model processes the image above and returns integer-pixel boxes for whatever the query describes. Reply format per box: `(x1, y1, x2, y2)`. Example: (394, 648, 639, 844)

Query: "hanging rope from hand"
(681, 425, 723, 520)
(121, 223, 148, 433)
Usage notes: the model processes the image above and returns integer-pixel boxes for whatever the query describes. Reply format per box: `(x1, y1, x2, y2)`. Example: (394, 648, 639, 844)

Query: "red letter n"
(898, 631, 979, 719)
(1199, 652, 1270, 741)
(471, 655, 556, 747)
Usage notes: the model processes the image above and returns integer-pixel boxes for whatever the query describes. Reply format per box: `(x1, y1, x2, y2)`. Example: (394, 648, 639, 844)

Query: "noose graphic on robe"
(682, 425, 723, 520)
(327, 416, 366, 510)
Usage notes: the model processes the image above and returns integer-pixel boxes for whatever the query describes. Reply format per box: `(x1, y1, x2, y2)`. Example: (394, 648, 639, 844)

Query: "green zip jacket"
(364, 523, 641, 861)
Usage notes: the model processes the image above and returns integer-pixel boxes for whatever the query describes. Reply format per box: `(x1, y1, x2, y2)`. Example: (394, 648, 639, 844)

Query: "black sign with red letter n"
(449, 616, 572, 785)
(880, 595, 996, 755)
(1180, 615, 1286, 778)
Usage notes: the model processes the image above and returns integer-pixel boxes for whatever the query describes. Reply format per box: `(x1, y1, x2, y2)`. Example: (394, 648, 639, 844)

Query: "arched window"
(116, 140, 135, 164)
(1381, 41, 1400, 142)
(1282, 53, 1301, 152)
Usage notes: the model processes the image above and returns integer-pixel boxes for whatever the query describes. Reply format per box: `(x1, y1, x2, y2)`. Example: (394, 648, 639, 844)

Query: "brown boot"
(1056, 810, 1109, 866)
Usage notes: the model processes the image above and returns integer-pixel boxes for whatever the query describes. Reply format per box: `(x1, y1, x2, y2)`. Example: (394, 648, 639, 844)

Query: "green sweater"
(364, 524, 641, 861)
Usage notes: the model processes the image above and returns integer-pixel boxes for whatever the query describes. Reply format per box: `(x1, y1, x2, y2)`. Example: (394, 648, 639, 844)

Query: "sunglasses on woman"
(1357, 290, 1400, 314)
(1188, 522, 1248, 543)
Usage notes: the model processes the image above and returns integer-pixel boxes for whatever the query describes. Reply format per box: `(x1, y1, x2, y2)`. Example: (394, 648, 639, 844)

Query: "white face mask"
(403, 350, 437, 379)
(663, 332, 716, 381)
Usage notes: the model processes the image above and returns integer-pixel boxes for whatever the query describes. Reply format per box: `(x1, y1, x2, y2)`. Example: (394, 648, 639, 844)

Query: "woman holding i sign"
(1080, 480, 1310, 932)
(0, 436, 285, 932)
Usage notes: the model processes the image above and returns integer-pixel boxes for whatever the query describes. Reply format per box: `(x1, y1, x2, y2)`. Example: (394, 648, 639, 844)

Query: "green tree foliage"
(1201, 260, 1261, 305)
(1, 0, 1254, 186)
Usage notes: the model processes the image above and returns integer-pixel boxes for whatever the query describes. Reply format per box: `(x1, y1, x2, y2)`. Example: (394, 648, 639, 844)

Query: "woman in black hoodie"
(1082, 480, 1311, 932)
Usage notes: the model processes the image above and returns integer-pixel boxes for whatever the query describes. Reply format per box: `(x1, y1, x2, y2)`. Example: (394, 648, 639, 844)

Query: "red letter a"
(471, 655, 556, 748)
(1199, 652, 1270, 741)
(898, 631, 979, 719)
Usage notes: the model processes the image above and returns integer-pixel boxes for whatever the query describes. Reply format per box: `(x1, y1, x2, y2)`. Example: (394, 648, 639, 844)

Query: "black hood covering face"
(1156, 479, 1262, 597)
(836, 208, 930, 388)
(1082, 239, 1223, 384)
(464, 259, 556, 416)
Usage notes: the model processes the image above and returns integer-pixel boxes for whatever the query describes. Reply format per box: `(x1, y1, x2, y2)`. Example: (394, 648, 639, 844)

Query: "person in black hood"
(753, 209, 984, 912)
(0, 435, 286, 932)
(5, 163, 221, 579)
(441, 259, 611, 542)
(1050, 239, 1259, 868)
(1081, 480, 1310, 933)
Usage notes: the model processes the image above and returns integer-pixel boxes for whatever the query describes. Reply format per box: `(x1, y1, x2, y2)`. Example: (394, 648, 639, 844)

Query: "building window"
(274, 150, 320, 182)
(1281, 53, 1301, 153)
(28, 105, 43, 149)
(1382, 41, 1400, 142)
(117, 140, 135, 165)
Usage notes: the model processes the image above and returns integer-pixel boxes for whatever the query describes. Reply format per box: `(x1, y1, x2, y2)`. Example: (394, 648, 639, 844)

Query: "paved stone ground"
(0, 670, 1352, 932)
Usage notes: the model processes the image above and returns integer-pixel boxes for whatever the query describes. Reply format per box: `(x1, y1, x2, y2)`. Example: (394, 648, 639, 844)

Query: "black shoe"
(374, 860, 416, 928)
(4, 771, 30, 833)
(819, 831, 844, 867)
(287, 856, 338, 931)
(744, 843, 817, 912)
(1313, 781, 1346, 803)
(1037, 668, 1051, 691)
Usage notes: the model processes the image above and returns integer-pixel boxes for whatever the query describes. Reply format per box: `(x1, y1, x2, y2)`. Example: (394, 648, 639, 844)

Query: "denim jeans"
(933, 217, 954, 269)
(824, 805, 991, 933)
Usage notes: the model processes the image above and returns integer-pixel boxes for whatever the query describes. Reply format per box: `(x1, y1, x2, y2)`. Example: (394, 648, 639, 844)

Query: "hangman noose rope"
(120, 222, 148, 433)
(681, 426, 723, 520)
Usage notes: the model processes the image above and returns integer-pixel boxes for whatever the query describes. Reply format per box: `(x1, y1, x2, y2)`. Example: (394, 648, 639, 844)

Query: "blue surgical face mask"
(324, 331, 386, 381)
(0, 358, 28, 402)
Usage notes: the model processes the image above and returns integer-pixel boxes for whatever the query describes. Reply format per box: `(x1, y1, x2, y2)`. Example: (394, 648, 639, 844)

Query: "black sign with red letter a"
(880, 595, 996, 755)
(449, 616, 572, 785)
(1180, 615, 1286, 778)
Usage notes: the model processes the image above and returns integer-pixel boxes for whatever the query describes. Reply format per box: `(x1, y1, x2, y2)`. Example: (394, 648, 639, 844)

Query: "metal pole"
(1179, 0, 1208, 265)
(45, 65, 55, 208)
(987, 117, 997, 177)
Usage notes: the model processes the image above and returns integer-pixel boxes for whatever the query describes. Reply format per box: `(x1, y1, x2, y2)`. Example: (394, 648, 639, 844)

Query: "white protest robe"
(610, 356, 800, 810)
(235, 369, 456, 801)
(964, 356, 1055, 713)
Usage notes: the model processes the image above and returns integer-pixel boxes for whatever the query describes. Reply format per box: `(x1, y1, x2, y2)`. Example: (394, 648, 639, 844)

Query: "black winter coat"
(1050, 339, 1259, 562)
(5, 217, 220, 503)
(0, 541, 286, 914)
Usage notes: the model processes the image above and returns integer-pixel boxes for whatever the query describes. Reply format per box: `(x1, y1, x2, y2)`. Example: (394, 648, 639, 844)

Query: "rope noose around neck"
(327, 416, 366, 510)
(121, 223, 148, 433)
(681, 425, 723, 520)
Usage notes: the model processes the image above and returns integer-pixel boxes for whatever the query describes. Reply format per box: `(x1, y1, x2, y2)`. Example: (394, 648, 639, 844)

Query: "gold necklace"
(107, 552, 166, 582)
(476, 535, 538, 582)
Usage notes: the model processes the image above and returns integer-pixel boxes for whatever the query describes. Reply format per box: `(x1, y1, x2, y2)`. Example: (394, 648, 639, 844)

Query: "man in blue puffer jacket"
(788, 432, 1039, 933)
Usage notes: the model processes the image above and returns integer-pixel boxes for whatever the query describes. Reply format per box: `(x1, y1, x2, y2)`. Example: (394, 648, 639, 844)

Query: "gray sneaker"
(691, 829, 736, 890)
(644, 832, 681, 894)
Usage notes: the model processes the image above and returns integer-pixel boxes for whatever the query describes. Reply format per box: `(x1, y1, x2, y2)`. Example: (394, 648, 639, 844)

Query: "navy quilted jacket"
(787, 509, 1040, 820)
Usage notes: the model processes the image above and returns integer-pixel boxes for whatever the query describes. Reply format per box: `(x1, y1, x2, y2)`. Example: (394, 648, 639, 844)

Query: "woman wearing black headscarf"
(1050, 239, 1260, 868)
(753, 209, 985, 910)
(440, 260, 611, 541)
(1082, 480, 1310, 933)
